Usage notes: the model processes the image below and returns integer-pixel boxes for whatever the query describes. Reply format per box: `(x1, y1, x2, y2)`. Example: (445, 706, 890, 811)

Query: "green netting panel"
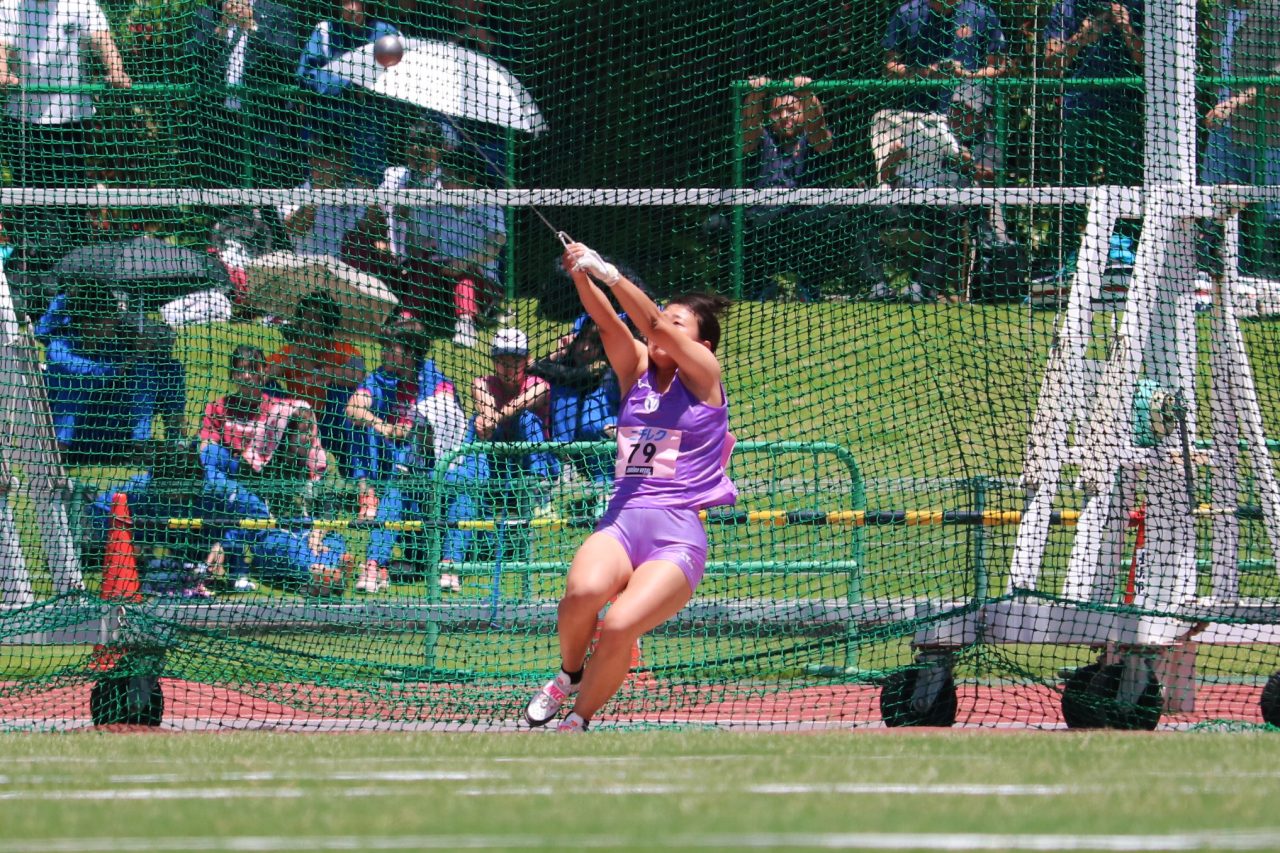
(2, 0, 1280, 732)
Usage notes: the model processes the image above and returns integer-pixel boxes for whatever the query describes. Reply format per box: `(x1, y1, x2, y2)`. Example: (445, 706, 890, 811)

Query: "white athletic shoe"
(232, 577, 258, 593)
(556, 712, 588, 733)
(524, 671, 578, 728)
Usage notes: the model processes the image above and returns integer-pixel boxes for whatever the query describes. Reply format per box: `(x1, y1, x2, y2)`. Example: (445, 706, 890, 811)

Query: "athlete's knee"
(597, 608, 644, 646)
(558, 582, 610, 620)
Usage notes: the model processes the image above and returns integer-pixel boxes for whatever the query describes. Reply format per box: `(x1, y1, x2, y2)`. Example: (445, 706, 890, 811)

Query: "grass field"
(4, 730, 1280, 851)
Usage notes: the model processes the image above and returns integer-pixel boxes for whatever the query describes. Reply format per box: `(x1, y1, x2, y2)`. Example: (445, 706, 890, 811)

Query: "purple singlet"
(606, 366, 737, 511)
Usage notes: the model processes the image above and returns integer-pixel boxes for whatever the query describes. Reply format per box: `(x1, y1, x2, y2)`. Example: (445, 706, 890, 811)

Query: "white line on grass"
(0, 780, 1222, 801)
(749, 783, 1075, 796)
(455, 785, 688, 796)
(451, 782, 1075, 797)
(6, 832, 1280, 851)
(0, 787, 311, 802)
(102, 770, 503, 784)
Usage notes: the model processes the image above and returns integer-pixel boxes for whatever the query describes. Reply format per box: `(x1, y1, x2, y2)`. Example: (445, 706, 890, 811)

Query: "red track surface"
(0, 680, 1266, 730)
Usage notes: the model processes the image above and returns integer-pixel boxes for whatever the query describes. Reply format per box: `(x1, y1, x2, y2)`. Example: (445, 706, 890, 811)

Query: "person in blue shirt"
(37, 289, 186, 465)
(1044, 0, 1143, 184)
(883, 0, 1007, 114)
(1043, 0, 1143, 253)
(1202, 0, 1280, 277)
(344, 317, 465, 593)
(739, 75, 891, 301)
(1198, 0, 1252, 276)
(297, 0, 399, 182)
(528, 318, 619, 488)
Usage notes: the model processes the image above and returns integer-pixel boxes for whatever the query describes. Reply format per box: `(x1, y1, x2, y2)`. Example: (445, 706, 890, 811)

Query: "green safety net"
(1, 0, 1280, 731)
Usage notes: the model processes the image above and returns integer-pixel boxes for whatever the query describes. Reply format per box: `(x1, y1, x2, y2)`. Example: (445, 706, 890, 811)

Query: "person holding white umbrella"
(297, 0, 399, 182)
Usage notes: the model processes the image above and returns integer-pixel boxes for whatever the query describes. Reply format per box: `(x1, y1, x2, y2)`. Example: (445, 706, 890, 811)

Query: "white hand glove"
(573, 246, 621, 287)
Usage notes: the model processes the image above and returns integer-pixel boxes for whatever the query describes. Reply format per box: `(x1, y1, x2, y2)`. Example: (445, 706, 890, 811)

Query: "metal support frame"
(0, 259, 80, 607)
(906, 0, 1280, 723)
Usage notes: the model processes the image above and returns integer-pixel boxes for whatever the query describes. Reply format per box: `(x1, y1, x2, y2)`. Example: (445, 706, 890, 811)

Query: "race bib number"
(616, 426, 682, 478)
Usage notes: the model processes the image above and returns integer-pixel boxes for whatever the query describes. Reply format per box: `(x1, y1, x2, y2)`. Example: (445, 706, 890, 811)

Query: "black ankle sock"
(562, 666, 584, 685)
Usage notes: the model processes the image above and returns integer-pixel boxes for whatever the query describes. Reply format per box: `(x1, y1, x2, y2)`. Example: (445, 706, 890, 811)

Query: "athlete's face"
(647, 303, 704, 367)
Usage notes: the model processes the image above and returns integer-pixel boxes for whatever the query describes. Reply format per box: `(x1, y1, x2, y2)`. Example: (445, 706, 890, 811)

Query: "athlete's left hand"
(565, 242, 620, 287)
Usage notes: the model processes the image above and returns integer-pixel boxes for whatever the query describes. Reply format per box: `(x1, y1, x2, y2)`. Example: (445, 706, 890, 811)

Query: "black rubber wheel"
(1085, 662, 1162, 731)
(1260, 671, 1280, 728)
(1090, 662, 1162, 730)
(90, 675, 164, 727)
(880, 667, 958, 727)
(1061, 663, 1106, 729)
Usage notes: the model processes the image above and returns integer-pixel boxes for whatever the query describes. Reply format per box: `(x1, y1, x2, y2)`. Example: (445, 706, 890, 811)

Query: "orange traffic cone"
(100, 492, 141, 602)
(91, 493, 141, 672)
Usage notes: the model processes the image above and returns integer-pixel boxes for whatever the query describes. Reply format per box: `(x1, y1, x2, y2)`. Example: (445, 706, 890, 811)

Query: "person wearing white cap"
(471, 328, 550, 444)
(445, 328, 559, 572)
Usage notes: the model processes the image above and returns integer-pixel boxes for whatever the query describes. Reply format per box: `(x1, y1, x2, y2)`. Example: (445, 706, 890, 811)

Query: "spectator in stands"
(36, 289, 186, 464)
(1197, 0, 1252, 276)
(740, 75, 891, 302)
(528, 317, 619, 488)
(447, 328, 559, 568)
(883, 0, 1006, 114)
(379, 122, 449, 267)
(279, 132, 380, 258)
(127, 315, 188, 444)
(191, 0, 307, 188)
(207, 526, 349, 596)
(1044, 0, 1143, 193)
(947, 81, 1004, 214)
(345, 317, 464, 593)
(1205, 0, 1280, 275)
(450, 0, 496, 52)
(0, 0, 130, 273)
(266, 291, 366, 477)
(297, 0, 398, 183)
(346, 120, 458, 337)
(872, 84, 996, 301)
(409, 148, 508, 347)
(82, 440, 219, 598)
(355, 318, 471, 591)
(879, 0, 1006, 301)
(474, 328, 549, 441)
(198, 345, 327, 580)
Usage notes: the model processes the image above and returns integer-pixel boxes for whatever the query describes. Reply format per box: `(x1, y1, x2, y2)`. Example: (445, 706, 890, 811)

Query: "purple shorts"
(594, 506, 709, 591)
